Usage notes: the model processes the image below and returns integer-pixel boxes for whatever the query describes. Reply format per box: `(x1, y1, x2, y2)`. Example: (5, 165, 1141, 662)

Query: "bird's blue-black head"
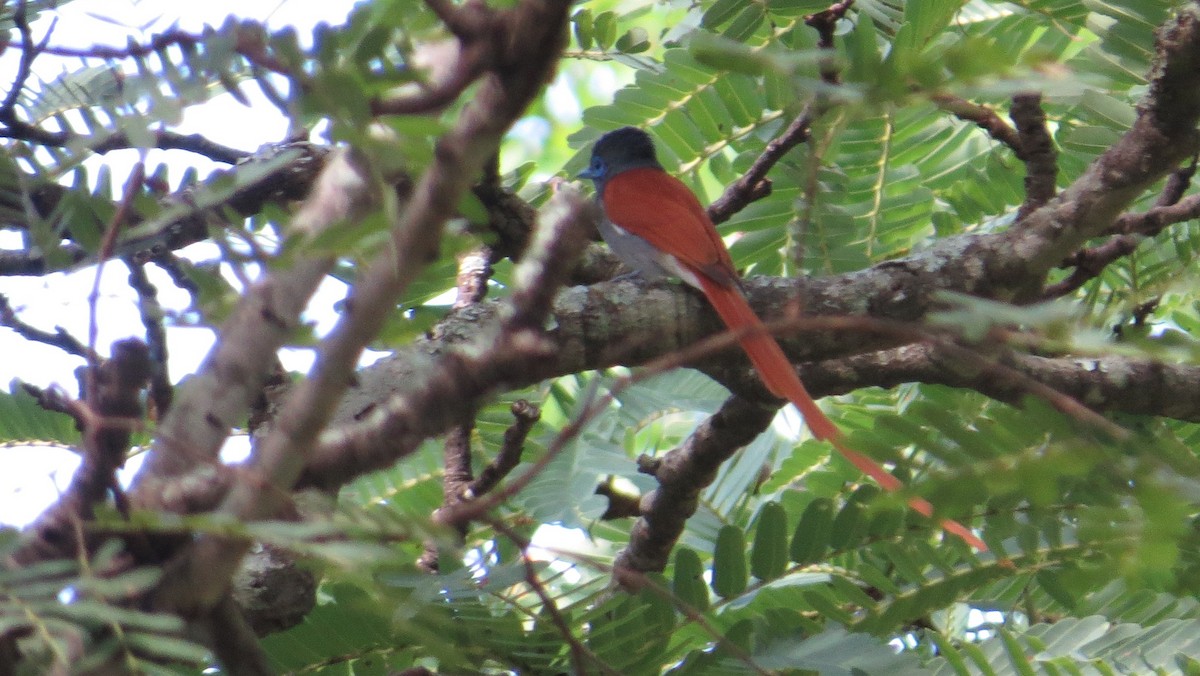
(579, 126, 663, 193)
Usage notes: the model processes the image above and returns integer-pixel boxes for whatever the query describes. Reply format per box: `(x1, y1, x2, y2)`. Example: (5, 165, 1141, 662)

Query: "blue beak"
(578, 166, 599, 180)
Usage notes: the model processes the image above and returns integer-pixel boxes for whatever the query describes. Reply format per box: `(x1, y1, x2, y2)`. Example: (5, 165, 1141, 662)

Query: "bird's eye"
(591, 157, 605, 175)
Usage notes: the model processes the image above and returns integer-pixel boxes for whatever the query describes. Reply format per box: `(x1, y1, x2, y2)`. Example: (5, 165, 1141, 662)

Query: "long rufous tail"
(696, 276, 987, 551)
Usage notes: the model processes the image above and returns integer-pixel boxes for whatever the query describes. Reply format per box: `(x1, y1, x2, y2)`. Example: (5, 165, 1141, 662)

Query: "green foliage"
(924, 615, 1200, 674)
(0, 532, 209, 674)
(0, 381, 81, 446)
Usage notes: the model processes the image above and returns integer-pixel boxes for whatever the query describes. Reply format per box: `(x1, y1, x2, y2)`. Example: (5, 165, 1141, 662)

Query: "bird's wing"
(602, 168, 738, 288)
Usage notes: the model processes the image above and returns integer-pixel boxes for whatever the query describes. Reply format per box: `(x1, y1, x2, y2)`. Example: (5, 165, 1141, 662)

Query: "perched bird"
(580, 126, 985, 551)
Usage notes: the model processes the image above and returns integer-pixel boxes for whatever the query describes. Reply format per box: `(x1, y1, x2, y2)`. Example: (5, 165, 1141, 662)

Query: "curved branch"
(613, 395, 778, 581)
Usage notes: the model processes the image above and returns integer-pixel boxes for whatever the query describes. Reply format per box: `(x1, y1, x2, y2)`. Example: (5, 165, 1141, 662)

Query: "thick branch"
(147, 0, 572, 619)
(130, 149, 366, 488)
(614, 395, 778, 581)
(299, 185, 593, 492)
(88, 328, 1200, 531)
(1008, 8, 1200, 288)
(306, 242, 1200, 497)
(804, 342, 1200, 424)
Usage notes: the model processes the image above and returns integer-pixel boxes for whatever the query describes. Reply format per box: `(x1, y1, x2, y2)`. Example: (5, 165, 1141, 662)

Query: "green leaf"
(616, 27, 651, 54)
(594, 11, 617, 50)
(573, 9, 594, 50)
(751, 501, 789, 581)
(0, 382, 81, 445)
(790, 497, 834, 565)
(845, 11, 883, 85)
(702, 0, 742, 30)
(723, 5, 765, 42)
(829, 485, 879, 550)
(711, 525, 749, 598)
(672, 548, 710, 611)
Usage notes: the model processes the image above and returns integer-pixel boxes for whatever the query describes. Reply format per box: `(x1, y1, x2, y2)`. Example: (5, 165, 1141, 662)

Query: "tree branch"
(417, 419, 476, 573)
(23, 22, 293, 75)
(300, 184, 593, 493)
(706, 111, 813, 225)
(933, 94, 1023, 155)
(13, 339, 152, 564)
(705, 1, 850, 226)
(613, 395, 778, 581)
(803, 340, 1200, 424)
(1011, 92, 1058, 221)
(145, 0, 573, 619)
(1042, 165, 1200, 299)
(0, 1, 45, 123)
(129, 148, 366, 492)
(470, 400, 540, 498)
(125, 261, 174, 417)
(996, 8, 1200, 297)
(0, 293, 93, 358)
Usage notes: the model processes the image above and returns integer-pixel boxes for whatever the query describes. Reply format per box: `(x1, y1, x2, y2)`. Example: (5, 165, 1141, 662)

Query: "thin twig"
(805, 0, 853, 83)
(469, 400, 539, 497)
(0, 293, 93, 359)
(22, 23, 292, 76)
(0, 1, 42, 121)
(20, 382, 87, 425)
(933, 93, 1023, 155)
(0, 121, 251, 163)
(417, 419, 476, 573)
(707, 110, 815, 225)
(1154, 152, 1198, 207)
(87, 162, 145, 399)
(150, 252, 200, 294)
(125, 261, 173, 416)
(1043, 190, 1200, 299)
(490, 519, 621, 676)
(250, 65, 291, 117)
(705, 3, 848, 226)
(1011, 93, 1058, 221)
